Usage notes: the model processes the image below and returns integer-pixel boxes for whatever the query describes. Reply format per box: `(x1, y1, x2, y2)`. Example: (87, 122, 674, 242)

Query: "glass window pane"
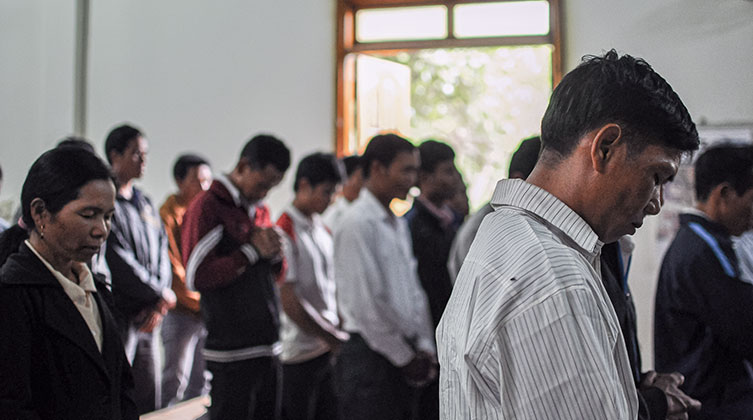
(369, 46, 553, 211)
(356, 6, 447, 43)
(453, 1, 549, 38)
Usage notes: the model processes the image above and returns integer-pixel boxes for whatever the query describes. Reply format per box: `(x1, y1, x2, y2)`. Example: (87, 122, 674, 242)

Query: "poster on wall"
(655, 123, 753, 257)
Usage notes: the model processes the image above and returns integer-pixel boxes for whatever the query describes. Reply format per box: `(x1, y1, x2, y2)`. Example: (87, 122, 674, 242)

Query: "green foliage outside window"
(379, 45, 552, 210)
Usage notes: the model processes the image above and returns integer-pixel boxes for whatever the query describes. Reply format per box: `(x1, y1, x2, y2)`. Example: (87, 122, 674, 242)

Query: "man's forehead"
(638, 144, 683, 164)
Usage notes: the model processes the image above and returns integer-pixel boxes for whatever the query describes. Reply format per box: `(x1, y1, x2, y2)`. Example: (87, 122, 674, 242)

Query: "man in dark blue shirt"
(655, 144, 753, 419)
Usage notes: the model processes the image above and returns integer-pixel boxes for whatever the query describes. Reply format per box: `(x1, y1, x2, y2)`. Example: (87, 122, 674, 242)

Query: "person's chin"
(77, 248, 100, 261)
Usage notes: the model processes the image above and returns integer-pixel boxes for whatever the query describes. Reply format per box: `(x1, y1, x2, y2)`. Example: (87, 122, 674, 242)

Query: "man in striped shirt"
(437, 50, 699, 419)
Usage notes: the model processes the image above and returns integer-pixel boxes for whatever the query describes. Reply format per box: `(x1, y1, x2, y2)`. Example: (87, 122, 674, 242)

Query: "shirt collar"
(216, 174, 243, 208)
(24, 240, 96, 293)
(360, 188, 396, 223)
(216, 174, 261, 213)
(682, 207, 710, 220)
(416, 195, 455, 229)
(285, 204, 314, 231)
(490, 179, 603, 255)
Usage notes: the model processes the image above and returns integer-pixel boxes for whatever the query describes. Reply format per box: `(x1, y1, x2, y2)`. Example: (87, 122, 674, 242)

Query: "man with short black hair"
(655, 144, 753, 419)
(334, 134, 436, 420)
(159, 154, 212, 407)
(105, 124, 175, 414)
(438, 50, 700, 419)
(407, 140, 457, 324)
(182, 134, 290, 420)
(276, 152, 350, 420)
(406, 139, 457, 420)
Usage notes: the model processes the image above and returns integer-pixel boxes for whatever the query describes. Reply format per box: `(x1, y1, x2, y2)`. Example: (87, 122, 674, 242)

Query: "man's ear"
(590, 123, 623, 173)
(370, 160, 385, 178)
(297, 178, 312, 194)
(718, 182, 738, 202)
(108, 150, 119, 167)
(235, 157, 252, 175)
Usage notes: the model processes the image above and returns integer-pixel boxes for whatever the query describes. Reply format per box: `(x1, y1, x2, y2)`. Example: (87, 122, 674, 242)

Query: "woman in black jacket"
(0, 147, 137, 420)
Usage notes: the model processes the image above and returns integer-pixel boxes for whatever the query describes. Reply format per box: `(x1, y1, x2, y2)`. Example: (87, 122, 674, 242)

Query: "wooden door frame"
(335, 0, 563, 155)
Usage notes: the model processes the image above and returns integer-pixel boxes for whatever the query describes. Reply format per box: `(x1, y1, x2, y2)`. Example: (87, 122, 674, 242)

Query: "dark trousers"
(336, 334, 412, 420)
(416, 379, 439, 420)
(282, 352, 338, 420)
(207, 356, 281, 420)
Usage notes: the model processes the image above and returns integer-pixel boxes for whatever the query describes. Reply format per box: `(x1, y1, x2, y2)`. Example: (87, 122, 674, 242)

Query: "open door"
(355, 54, 414, 215)
(355, 54, 412, 153)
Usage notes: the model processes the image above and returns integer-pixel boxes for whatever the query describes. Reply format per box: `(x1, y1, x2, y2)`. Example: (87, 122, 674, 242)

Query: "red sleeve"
(276, 212, 296, 243)
(181, 195, 252, 291)
(254, 204, 286, 283)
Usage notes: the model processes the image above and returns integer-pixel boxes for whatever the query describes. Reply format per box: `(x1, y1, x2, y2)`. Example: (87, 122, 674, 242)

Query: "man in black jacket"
(406, 139, 458, 420)
(602, 240, 700, 419)
(655, 144, 753, 419)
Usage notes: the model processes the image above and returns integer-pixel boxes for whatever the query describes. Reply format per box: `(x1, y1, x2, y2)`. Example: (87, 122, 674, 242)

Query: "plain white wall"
(86, 0, 336, 213)
(564, 0, 753, 369)
(0, 0, 76, 214)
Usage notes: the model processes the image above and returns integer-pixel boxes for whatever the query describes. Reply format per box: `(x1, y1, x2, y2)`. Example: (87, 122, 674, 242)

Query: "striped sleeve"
(182, 201, 257, 292)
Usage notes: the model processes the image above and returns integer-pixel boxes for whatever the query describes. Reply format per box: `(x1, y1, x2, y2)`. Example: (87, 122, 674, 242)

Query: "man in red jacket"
(182, 134, 290, 420)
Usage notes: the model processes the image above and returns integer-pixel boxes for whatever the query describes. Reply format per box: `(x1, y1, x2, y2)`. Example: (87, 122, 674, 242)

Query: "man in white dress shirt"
(437, 50, 700, 419)
(334, 133, 436, 420)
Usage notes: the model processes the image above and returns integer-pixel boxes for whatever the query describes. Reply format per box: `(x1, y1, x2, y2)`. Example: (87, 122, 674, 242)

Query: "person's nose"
(645, 186, 663, 216)
(92, 217, 108, 238)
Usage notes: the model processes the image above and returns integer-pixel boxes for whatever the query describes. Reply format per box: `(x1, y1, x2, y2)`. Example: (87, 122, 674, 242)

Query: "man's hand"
(250, 227, 282, 259)
(324, 329, 351, 353)
(641, 371, 701, 420)
(138, 310, 164, 333)
(401, 351, 436, 387)
(161, 289, 177, 311)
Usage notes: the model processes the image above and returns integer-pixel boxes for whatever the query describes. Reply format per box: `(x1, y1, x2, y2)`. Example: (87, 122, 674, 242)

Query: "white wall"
(0, 0, 76, 216)
(564, 0, 753, 369)
(86, 0, 336, 212)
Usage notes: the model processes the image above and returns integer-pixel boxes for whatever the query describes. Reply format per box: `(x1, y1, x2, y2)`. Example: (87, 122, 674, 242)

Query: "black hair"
(418, 140, 455, 173)
(240, 134, 291, 173)
(541, 50, 699, 159)
(173, 154, 210, 182)
(0, 162, 3, 181)
(361, 133, 416, 178)
(293, 153, 344, 192)
(0, 147, 114, 264)
(342, 155, 361, 177)
(694, 143, 753, 202)
(57, 136, 96, 154)
(508, 136, 541, 179)
(104, 124, 143, 164)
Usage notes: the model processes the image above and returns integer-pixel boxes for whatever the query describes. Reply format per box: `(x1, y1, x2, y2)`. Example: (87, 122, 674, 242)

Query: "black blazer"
(0, 243, 138, 420)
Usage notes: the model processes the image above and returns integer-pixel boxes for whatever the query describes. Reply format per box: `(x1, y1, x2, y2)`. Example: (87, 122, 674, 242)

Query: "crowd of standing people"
(2, 49, 753, 420)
